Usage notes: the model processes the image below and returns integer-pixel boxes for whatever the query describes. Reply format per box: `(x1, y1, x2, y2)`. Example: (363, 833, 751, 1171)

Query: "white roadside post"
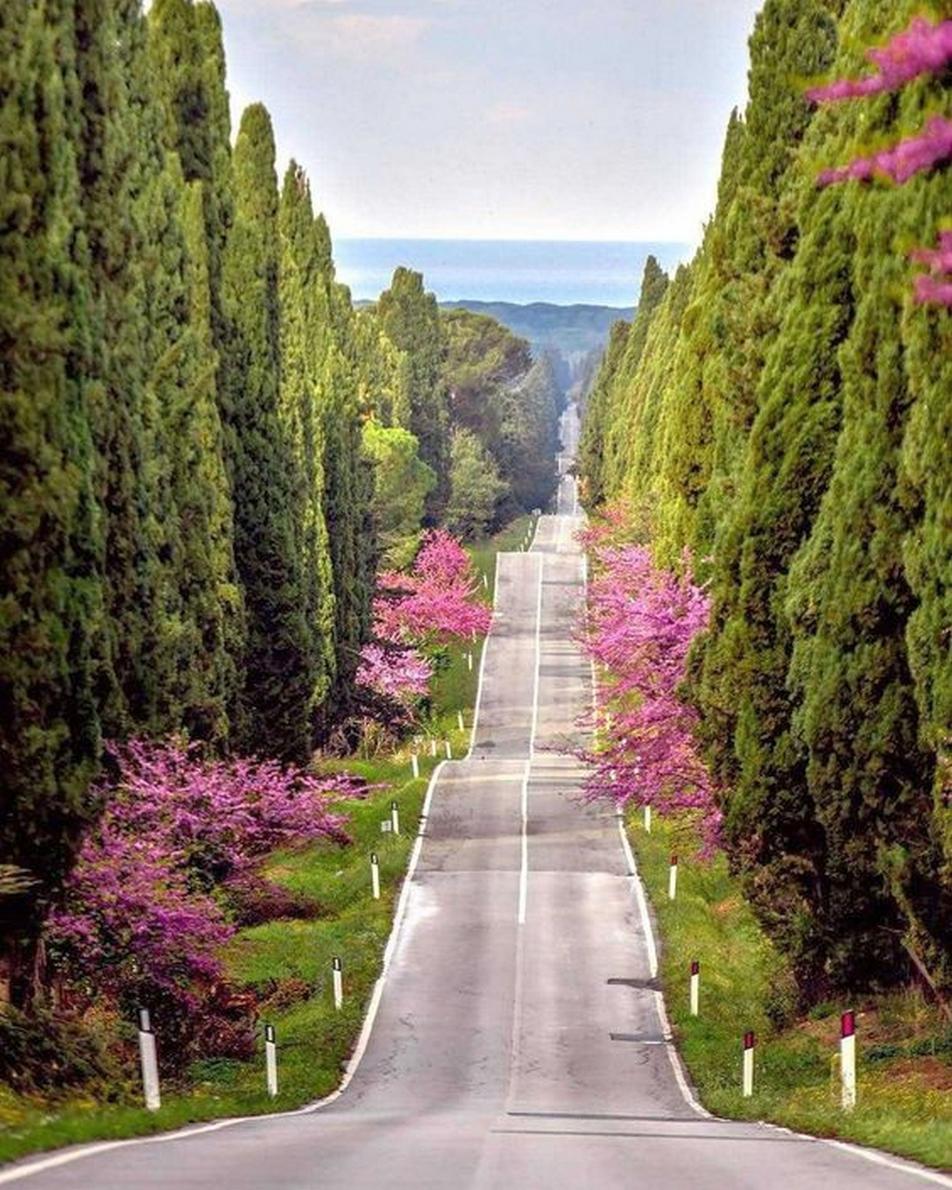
(137, 1008, 161, 1112)
(411, 753, 420, 779)
(482, 573, 488, 590)
(370, 852, 381, 900)
(429, 738, 437, 757)
(264, 1023, 278, 1098)
(841, 1010, 857, 1111)
(690, 960, 700, 1017)
(467, 652, 473, 671)
(332, 957, 343, 1011)
(668, 854, 678, 901)
(390, 799, 400, 835)
(445, 739, 452, 759)
(457, 710, 465, 731)
(644, 804, 652, 833)
(742, 1031, 755, 1098)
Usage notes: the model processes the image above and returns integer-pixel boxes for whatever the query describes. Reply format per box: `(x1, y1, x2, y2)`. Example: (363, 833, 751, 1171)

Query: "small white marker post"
(644, 804, 652, 833)
(482, 572, 488, 590)
(429, 739, 437, 757)
(264, 1023, 278, 1098)
(841, 1010, 857, 1111)
(742, 1031, 755, 1098)
(690, 960, 700, 1017)
(668, 854, 678, 901)
(370, 852, 380, 900)
(445, 739, 452, 759)
(411, 753, 420, 779)
(332, 957, 343, 1011)
(467, 651, 473, 671)
(457, 710, 464, 731)
(137, 1008, 161, 1112)
(390, 799, 400, 835)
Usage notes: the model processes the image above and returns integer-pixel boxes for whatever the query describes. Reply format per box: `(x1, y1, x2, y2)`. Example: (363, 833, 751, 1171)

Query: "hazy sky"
(216, 0, 763, 244)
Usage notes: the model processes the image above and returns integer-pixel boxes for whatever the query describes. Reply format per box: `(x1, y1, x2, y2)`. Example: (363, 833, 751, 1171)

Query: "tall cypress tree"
(278, 162, 336, 725)
(0, 0, 102, 1003)
(223, 105, 312, 761)
(377, 268, 449, 521)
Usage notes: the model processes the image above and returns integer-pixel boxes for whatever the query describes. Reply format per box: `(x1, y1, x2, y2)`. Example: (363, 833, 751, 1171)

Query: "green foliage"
(440, 307, 558, 519)
(445, 429, 508, 540)
(221, 105, 313, 762)
(377, 268, 450, 520)
(581, 0, 952, 996)
(0, 0, 102, 998)
(362, 422, 436, 568)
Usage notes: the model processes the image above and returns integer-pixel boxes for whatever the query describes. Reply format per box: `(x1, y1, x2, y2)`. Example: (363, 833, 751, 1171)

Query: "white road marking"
(529, 552, 544, 761)
(518, 759, 530, 925)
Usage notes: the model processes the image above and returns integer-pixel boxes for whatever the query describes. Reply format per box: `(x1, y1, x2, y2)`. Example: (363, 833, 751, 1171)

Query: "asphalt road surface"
(6, 406, 948, 1189)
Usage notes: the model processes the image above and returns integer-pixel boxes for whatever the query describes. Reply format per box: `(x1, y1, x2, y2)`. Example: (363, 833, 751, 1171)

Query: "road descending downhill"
(7, 406, 949, 1190)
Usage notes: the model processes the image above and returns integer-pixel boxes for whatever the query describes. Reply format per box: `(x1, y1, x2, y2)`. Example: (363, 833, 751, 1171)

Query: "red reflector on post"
(841, 1010, 855, 1038)
(691, 960, 699, 976)
(743, 1031, 755, 1050)
(670, 854, 678, 867)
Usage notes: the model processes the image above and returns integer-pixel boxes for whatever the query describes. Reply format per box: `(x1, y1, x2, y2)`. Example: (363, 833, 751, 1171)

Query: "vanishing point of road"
(4, 406, 948, 1189)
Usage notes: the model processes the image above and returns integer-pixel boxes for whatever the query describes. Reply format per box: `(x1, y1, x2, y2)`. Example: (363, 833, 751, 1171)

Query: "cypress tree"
(783, 0, 952, 985)
(0, 0, 102, 1003)
(577, 318, 629, 509)
(377, 268, 449, 520)
(278, 162, 336, 724)
(600, 255, 668, 499)
(222, 104, 312, 761)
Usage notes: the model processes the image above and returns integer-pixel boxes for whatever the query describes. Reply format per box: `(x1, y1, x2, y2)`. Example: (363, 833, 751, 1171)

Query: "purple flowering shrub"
(46, 739, 356, 1065)
(808, 17, 952, 308)
(571, 509, 721, 853)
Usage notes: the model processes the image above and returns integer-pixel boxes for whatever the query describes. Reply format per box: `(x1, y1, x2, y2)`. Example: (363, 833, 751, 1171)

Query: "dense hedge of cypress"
(580, 0, 951, 998)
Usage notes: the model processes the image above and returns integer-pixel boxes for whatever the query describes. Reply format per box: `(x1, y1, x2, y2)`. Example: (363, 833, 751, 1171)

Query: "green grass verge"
(0, 516, 530, 1166)
(628, 812, 952, 1170)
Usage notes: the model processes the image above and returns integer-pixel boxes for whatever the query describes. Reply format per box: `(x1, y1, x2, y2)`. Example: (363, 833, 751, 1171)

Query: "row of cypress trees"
(0, 0, 456, 1002)
(579, 0, 951, 998)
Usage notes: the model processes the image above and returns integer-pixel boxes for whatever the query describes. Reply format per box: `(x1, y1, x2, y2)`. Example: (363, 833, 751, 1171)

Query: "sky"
(215, 0, 764, 245)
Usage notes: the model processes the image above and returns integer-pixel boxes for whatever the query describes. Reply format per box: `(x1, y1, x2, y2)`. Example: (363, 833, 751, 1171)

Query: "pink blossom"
(374, 529, 492, 646)
(807, 18, 952, 103)
(913, 271, 952, 306)
(817, 115, 952, 187)
(569, 510, 721, 852)
(357, 643, 433, 703)
(47, 740, 356, 1039)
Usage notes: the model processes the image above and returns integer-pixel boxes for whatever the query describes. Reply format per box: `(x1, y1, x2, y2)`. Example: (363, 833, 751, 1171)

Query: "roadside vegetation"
(0, 517, 527, 1165)
(630, 814, 952, 1170)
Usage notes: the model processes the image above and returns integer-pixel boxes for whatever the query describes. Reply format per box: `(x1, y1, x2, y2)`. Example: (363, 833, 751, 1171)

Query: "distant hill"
(440, 300, 632, 397)
(439, 300, 632, 357)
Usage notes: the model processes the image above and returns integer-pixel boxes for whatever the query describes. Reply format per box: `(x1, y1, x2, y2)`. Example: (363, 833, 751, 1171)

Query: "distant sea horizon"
(333, 238, 692, 307)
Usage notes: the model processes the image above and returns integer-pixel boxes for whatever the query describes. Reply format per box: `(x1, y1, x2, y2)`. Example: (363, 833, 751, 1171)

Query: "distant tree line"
(0, 0, 558, 1004)
(579, 0, 951, 1000)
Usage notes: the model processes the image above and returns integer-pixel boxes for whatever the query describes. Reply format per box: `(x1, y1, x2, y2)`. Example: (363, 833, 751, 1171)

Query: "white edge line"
(518, 759, 530, 925)
(3, 507, 518, 1184)
(590, 543, 952, 1186)
(0, 768, 453, 1186)
(528, 552, 544, 760)
(586, 516, 707, 1121)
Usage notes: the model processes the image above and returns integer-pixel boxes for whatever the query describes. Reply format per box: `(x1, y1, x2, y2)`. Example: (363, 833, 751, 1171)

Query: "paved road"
(6, 406, 947, 1188)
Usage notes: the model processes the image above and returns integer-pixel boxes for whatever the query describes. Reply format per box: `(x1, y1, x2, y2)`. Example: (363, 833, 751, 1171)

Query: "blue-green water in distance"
(334, 239, 692, 307)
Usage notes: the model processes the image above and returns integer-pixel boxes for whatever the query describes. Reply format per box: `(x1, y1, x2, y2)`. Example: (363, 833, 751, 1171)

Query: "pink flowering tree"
(47, 739, 355, 1062)
(808, 16, 952, 308)
(358, 530, 491, 712)
(806, 18, 952, 102)
(571, 509, 721, 850)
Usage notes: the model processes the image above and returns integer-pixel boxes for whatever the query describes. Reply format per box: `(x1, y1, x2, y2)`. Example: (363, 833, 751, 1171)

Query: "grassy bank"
(628, 812, 952, 1170)
(0, 516, 528, 1166)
